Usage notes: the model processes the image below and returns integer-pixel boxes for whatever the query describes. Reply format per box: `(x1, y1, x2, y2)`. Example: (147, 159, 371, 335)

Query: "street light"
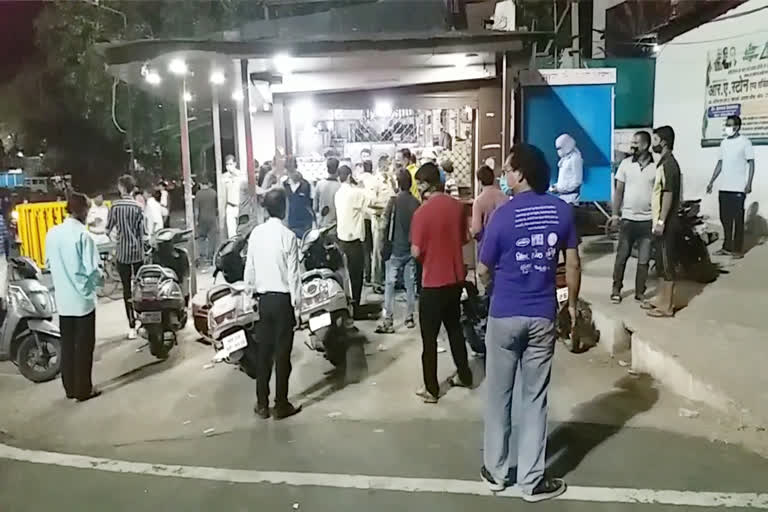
(274, 53, 294, 75)
(183, 91, 193, 103)
(232, 89, 244, 102)
(210, 70, 226, 85)
(168, 58, 188, 76)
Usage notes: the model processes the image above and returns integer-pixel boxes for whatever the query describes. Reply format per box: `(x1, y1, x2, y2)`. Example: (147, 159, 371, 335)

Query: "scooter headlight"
(301, 279, 330, 311)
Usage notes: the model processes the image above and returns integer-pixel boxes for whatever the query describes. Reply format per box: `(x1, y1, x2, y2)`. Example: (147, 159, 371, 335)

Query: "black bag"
(381, 198, 396, 262)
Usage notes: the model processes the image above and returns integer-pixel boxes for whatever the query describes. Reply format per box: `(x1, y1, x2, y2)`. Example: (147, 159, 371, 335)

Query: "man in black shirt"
(643, 126, 682, 318)
(195, 180, 218, 265)
(375, 169, 420, 333)
(106, 174, 146, 339)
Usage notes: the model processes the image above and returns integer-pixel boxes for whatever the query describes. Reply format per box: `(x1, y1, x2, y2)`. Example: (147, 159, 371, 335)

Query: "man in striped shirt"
(106, 174, 146, 340)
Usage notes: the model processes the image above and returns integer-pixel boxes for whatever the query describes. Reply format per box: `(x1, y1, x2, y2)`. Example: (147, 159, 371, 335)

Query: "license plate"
(141, 311, 162, 324)
(308, 313, 332, 332)
(556, 287, 569, 304)
(222, 330, 248, 354)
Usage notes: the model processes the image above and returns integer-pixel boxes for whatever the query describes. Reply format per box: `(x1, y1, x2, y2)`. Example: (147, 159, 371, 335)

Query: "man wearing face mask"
(706, 115, 755, 259)
(608, 131, 657, 304)
(224, 155, 244, 238)
(550, 134, 583, 204)
(642, 126, 681, 318)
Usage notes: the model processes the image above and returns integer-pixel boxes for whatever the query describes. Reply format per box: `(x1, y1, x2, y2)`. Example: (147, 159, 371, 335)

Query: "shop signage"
(702, 34, 768, 146)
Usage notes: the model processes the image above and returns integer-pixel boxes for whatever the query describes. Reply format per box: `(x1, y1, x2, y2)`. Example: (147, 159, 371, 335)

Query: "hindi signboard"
(702, 33, 768, 146)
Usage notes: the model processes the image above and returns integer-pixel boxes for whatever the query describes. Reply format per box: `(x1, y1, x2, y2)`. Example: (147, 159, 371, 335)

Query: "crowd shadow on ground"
(544, 374, 659, 480)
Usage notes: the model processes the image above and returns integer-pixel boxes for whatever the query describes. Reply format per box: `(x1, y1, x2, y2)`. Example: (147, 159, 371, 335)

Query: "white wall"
(653, 0, 768, 220)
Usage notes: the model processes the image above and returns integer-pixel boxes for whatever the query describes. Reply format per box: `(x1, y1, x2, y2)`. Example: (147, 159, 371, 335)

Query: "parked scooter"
(206, 282, 259, 379)
(668, 199, 720, 283)
(0, 257, 61, 382)
(299, 221, 366, 381)
(132, 228, 191, 359)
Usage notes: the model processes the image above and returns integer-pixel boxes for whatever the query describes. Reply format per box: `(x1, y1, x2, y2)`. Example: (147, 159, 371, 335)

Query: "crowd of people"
(36, 114, 757, 503)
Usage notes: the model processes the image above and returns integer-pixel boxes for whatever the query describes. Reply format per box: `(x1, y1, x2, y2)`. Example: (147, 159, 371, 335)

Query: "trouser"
(226, 205, 239, 239)
(419, 284, 472, 398)
(370, 215, 386, 286)
(338, 239, 364, 308)
(656, 221, 677, 282)
(59, 311, 97, 400)
(117, 262, 142, 329)
(612, 219, 652, 296)
(197, 218, 218, 262)
(384, 254, 416, 319)
(719, 191, 746, 253)
(255, 292, 296, 408)
(363, 219, 373, 282)
(483, 315, 555, 494)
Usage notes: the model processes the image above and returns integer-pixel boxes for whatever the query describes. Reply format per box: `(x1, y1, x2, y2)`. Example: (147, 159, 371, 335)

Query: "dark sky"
(0, 1, 43, 83)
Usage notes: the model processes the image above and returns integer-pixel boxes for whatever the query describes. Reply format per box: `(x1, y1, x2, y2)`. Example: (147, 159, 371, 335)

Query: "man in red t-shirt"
(410, 162, 473, 403)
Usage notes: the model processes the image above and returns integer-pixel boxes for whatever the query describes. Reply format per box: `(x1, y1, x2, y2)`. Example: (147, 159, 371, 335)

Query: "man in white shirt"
(608, 131, 657, 303)
(159, 181, 170, 228)
(243, 188, 302, 420)
(145, 189, 167, 237)
(551, 134, 583, 204)
(335, 165, 371, 313)
(706, 115, 756, 258)
(86, 195, 110, 247)
(224, 155, 244, 238)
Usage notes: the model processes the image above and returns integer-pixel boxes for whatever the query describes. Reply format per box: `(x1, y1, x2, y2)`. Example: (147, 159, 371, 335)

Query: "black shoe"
(75, 388, 101, 403)
(480, 466, 506, 492)
(254, 404, 271, 419)
(273, 403, 302, 420)
(523, 478, 567, 503)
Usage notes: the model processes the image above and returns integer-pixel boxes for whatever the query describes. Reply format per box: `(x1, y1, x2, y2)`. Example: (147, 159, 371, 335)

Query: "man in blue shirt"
(46, 192, 103, 402)
(477, 143, 581, 502)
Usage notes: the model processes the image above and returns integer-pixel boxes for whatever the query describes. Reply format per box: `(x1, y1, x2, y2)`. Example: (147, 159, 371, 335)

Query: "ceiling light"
(232, 89, 244, 102)
(168, 58, 188, 76)
(374, 99, 393, 118)
(209, 70, 226, 85)
(145, 71, 161, 85)
(183, 91, 193, 102)
(274, 53, 294, 75)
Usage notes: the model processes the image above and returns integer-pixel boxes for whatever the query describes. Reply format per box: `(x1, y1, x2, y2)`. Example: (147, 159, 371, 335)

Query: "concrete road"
(1, 283, 767, 510)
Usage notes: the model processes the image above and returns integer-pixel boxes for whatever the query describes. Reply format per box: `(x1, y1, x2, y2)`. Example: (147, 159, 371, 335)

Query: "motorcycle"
(206, 282, 260, 379)
(299, 222, 367, 381)
(668, 199, 720, 284)
(132, 228, 191, 359)
(0, 257, 61, 382)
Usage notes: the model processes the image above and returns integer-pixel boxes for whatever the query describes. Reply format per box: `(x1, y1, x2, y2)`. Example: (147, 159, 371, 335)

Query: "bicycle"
(97, 241, 123, 299)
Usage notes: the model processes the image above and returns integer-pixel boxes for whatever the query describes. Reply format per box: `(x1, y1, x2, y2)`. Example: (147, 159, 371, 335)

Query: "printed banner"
(702, 33, 768, 146)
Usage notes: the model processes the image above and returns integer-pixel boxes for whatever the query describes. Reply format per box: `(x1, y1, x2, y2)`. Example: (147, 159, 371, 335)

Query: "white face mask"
(724, 126, 735, 137)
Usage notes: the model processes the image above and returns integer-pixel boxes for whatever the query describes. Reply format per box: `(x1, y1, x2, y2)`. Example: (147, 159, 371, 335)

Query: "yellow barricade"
(16, 202, 68, 267)
(16, 201, 111, 267)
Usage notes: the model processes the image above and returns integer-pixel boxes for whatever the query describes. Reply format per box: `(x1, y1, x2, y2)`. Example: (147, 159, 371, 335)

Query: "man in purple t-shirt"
(477, 143, 582, 503)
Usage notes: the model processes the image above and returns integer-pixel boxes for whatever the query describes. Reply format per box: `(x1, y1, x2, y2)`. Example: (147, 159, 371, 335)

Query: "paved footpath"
(1, 283, 767, 510)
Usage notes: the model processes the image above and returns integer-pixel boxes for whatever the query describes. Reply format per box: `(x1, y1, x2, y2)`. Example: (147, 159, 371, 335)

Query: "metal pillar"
(571, 0, 581, 66)
(211, 87, 226, 240)
(240, 59, 256, 194)
(178, 79, 197, 295)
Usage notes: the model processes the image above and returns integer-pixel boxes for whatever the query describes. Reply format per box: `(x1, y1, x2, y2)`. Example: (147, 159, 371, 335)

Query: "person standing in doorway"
(478, 143, 580, 502)
(335, 165, 370, 317)
(706, 115, 756, 259)
(609, 131, 657, 303)
(284, 157, 313, 239)
(195, 180, 218, 265)
(642, 126, 682, 318)
(223, 155, 244, 238)
(410, 162, 473, 403)
(314, 157, 342, 228)
(244, 188, 302, 420)
(106, 174, 146, 339)
(550, 134, 583, 205)
(375, 169, 420, 334)
(46, 192, 103, 402)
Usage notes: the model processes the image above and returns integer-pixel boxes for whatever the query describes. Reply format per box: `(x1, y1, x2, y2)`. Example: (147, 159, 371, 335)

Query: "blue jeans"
(383, 254, 416, 319)
(483, 316, 555, 494)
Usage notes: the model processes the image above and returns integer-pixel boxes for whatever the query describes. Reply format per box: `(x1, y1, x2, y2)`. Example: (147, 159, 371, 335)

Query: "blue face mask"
(499, 176, 512, 196)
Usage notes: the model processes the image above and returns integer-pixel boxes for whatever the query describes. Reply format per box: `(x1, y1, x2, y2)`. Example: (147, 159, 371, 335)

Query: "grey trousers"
(483, 315, 555, 494)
